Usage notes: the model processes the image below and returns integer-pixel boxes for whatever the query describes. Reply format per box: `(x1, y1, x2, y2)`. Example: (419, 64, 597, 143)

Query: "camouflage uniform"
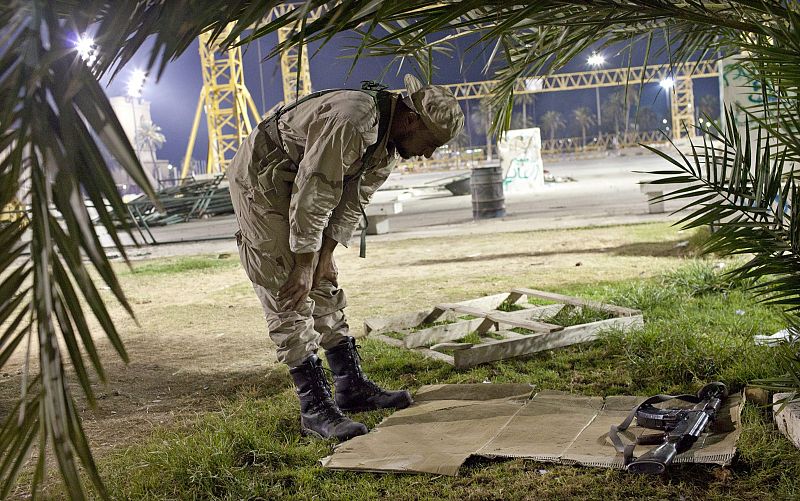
(228, 90, 398, 367)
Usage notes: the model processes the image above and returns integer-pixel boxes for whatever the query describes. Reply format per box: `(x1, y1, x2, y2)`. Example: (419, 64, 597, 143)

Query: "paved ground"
(118, 151, 688, 260)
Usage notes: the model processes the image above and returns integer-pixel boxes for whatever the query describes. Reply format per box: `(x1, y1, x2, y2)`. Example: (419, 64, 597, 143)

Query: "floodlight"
(587, 52, 605, 67)
(659, 77, 674, 89)
(127, 69, 147, 99)
(75, 34, 97, 65)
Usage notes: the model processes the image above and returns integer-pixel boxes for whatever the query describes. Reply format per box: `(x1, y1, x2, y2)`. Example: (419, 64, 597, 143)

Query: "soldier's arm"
(324, 158, 396, 247)
(289, 117, 366, 254)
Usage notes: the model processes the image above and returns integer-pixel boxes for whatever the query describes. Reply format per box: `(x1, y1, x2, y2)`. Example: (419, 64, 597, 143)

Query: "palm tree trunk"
(149, 147, 160, 189)
(522, 102, 527, 127)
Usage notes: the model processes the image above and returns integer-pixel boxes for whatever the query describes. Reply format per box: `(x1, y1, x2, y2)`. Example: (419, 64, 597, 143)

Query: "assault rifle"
(609, 382, 728, 475)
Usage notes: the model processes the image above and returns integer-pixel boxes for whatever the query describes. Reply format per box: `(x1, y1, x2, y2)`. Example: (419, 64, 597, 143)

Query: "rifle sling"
(608, 392, 699, 466)
(259, 88, 395, 259)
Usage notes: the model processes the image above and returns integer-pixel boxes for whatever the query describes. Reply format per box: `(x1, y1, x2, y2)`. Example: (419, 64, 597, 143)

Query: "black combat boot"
(288, 355, 368, 441)
(325, 337, 413, 413)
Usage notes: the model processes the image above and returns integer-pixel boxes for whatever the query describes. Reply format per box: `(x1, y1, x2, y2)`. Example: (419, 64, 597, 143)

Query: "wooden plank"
(421, 306, 448, 326)
(454, 293, 510, 310)
(485, 311, 562, 333)
(474, 317, 498, 335)
(371, 333, 404, 347)
(512, 288, 641, 317)
(445, 304, 565, 335)
(504, 291, 524, 305)
(365, 309, 457, 335)
(513, 303, 565, 319)
(495, 330, 528, 340)
(403, 318, 485, 348)
(453, 315, 643, 369)
(430, 342, 474, 352)
(420, 293, 548, 323)
(371, 334, 455, 365)
(774, 392, 800, 452)
(439, 304, 493, 318)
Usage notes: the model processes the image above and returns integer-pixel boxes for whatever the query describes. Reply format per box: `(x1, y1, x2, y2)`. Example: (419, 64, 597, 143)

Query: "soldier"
(228, 75, 464, 441)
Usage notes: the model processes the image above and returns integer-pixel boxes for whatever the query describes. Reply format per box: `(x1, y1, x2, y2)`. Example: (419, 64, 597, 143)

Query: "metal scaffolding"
(270, 3, 317, 106)
(180, 25, 261, 179)
(181, 5, 718, 179)
(180, 5, 322, 179)
(411, 61, 719, 140)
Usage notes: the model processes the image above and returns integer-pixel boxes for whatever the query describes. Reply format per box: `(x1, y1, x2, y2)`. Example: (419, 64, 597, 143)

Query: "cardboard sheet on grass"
(321, 384, 742, 475)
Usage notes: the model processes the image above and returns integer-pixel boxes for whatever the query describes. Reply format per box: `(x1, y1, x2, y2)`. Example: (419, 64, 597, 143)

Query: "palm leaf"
(2, 0, 800, 498)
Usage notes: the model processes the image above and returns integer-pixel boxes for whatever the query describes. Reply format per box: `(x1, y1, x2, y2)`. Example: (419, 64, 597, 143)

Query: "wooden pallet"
(365, 288, 643, 369)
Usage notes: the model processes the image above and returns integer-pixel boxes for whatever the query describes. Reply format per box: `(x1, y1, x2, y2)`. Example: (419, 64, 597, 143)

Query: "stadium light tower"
(659, 76, 674, 129)
(586, 52, 605, 129)
(127, 69, 147, 100)
(126, 69, 148, 164)
(587, 52, 605, 67)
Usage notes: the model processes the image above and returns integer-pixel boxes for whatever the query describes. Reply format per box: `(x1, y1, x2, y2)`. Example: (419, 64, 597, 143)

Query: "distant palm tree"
(510, 112, 533, 130)
(540, 111, 566, 142)
(572, 107, 596, 148)
(470, 97, 496, 160)
(135, 121, 166, 186)
(602, 91, 625, 135)
(516, 92, 537, 128)
(635, 106, 659, 131)
(697, 94, 720, 124)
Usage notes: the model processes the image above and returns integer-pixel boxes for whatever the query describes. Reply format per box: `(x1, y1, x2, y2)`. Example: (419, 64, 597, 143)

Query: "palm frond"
(2, 0, 799, 498)
(0, 0, 161, 497)
(643, 109, 799, 312)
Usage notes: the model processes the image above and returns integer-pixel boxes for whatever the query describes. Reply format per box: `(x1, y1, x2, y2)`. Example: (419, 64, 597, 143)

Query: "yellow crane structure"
(180, 3, 717, 180)
(180, 5, 319, 179)
(180, 25, 261, 179)
(428, 60, 720, 141)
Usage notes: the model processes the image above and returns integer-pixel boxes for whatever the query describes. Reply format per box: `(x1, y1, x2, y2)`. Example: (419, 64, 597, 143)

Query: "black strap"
(355, 90, 394, 258)
(608, 393, 699, 466)
(260, 88, 395, 259)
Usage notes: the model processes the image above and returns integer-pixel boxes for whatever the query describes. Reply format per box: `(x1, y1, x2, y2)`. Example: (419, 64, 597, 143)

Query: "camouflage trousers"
(228, 129, 350, 367)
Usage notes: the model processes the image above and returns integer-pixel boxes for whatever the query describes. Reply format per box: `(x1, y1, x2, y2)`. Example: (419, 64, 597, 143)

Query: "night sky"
(99, 30, 719, 166)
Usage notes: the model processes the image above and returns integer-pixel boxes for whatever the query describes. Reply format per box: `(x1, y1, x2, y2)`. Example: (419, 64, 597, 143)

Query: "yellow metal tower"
(670, 76, 696, 140)
(278, 27, 313, 104)
(270, 3, 318, 112)
(418, 60, 718, 141)
(181, 7, 319, 179)
(181, 24, 262, 179)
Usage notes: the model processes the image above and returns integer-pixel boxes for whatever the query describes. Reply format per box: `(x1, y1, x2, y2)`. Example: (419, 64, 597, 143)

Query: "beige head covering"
(403, 74, 465, 144)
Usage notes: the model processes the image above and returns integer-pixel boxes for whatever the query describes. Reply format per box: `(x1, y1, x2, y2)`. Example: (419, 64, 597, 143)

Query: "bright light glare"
(127, 69, 147, 99)
(524, 77, 543, 92)
(659, 77, 675, 89)
(587, 52, 605, 67)
(75, 34, 97, 65)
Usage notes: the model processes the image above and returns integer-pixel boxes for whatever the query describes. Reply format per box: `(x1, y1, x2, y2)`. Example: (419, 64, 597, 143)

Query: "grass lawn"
(34, 222, 800, 499)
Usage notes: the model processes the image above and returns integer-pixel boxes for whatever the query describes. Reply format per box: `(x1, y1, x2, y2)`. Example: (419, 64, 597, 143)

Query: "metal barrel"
(470, 165, 506, 220)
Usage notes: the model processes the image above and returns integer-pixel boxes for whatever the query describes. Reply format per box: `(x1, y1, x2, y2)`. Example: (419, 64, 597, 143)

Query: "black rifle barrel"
(627, 382, 727, 475)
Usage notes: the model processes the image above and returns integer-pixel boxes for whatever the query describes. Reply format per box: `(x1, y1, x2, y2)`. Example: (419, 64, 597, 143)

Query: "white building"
(109, 96, 170, 192)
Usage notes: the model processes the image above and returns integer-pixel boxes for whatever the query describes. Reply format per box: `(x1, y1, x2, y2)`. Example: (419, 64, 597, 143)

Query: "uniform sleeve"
(324, 156, 396, 246)
(289, 117, 366, 253)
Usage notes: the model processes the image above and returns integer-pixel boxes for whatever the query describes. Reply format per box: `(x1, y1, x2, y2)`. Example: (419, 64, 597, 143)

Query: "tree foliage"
(2, 0, 799, 498)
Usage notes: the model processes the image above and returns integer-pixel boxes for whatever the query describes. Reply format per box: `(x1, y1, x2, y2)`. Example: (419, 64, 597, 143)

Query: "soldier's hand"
(313, 253, 338, 288)
(279, 256, 314, 311)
